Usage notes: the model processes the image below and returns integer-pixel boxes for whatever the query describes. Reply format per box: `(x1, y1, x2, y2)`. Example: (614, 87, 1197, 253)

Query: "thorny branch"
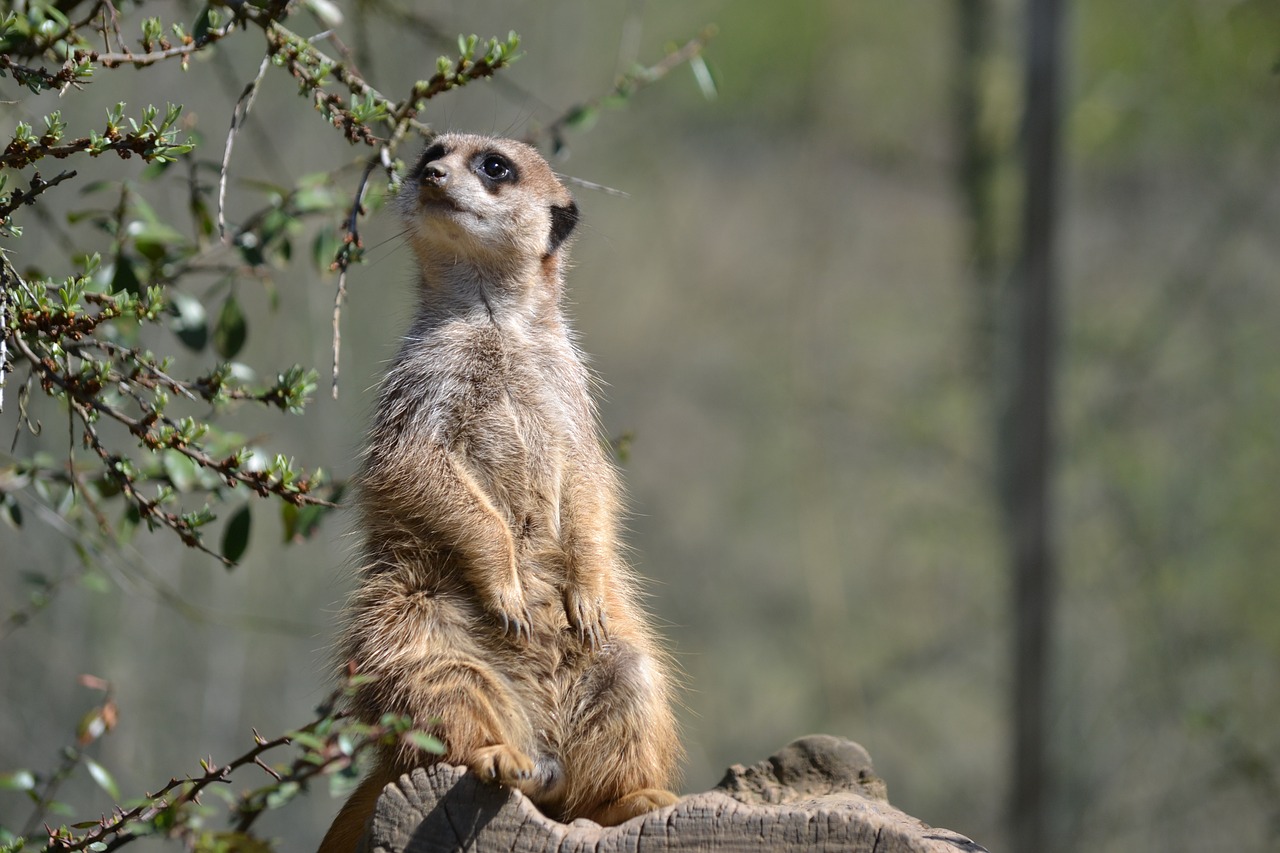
(7, 325, 328, 499)
(0, 170, 77, 225)
(39, 685, 422, 852)
(2, 249, 332, 562)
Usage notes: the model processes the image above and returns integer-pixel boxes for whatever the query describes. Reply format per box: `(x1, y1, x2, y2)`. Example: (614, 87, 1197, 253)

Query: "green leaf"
(312, 230, 341, 276)
(303, 0, 344, 28)
(293, 184, 337, 214)
(0, 493, 22, 529)
(280, 502, 298, 543)
(169, 291, 208, 351)
(192, 7, 214, 41)
(213, 294, 247, 359)
(221, 504, 252, 565)
(190, 192, 215, 240)
(264, 780, 300, 810)
(85, 758, 120, 799)
(129, 220, 187, 262)
(290, 732, 325, 752)
(328, 766, 361, 797)
(0, 770, 35, 790)
(162, 450, 200, 493)
(81, 568, 111, 594)
(406, 731, 445, 754)
(110, 254, 143, 296)
(563, 105, 598, 131)
(293, 505, 324, 541)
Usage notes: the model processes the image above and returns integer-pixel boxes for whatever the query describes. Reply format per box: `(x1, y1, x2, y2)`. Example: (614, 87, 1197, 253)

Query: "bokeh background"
(4, 1, 1280, 851)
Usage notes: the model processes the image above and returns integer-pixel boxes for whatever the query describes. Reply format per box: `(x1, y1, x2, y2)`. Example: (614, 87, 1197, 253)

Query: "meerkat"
(316, 134, 681, 852)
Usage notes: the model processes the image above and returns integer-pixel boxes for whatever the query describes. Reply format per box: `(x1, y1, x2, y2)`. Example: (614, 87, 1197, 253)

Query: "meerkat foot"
(468, 744, 540, 794)
(588, 788, 680, 826)
(562, 583, 608, 649)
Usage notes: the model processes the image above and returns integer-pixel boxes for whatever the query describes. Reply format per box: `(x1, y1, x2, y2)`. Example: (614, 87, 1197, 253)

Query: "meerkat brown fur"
(316, 134, 681, 852)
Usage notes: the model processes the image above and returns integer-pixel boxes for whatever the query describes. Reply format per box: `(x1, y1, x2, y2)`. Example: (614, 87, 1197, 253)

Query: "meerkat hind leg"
(558, 643, 681, 824)
(403, 656, 558, 803)
(588, 787, 680, 826)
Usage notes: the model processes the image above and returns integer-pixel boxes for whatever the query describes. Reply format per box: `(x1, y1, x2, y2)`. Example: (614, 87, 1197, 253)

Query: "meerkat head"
(399, 133, 579, 290)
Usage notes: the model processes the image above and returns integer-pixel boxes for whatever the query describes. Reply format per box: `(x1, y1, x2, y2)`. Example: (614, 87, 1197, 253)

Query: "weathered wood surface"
(359, 735, 987, 852)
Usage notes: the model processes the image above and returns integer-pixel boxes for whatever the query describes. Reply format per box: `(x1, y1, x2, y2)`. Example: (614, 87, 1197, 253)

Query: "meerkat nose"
(422, 162, 449, 187)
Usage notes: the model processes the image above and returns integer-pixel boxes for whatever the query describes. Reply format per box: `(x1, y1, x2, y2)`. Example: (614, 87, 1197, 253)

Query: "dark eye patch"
(475, 152, 518, 187)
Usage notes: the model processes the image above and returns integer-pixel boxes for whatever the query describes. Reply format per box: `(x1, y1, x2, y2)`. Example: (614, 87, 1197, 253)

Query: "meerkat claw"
(564, 588, 608, 650)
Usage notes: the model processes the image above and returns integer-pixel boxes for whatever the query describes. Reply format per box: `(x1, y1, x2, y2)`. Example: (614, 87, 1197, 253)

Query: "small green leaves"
(348, 94, 388, 125)
(221, 504, 252, 565)
(140, 17, 163, 52)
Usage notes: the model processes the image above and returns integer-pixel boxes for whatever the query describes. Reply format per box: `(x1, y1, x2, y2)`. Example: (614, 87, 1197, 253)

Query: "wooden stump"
(359, 734, 987, 852)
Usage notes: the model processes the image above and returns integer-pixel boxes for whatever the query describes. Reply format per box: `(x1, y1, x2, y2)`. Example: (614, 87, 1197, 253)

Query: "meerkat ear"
(548, 202, 579, 254)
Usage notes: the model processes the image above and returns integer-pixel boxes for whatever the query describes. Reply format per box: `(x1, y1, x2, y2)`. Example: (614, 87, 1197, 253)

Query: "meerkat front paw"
(485, 577, 532, 642)
(563, 581, 609, 650)
(468, 744, 539, 794)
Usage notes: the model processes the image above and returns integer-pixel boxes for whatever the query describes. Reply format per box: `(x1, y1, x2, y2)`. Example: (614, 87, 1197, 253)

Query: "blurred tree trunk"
(1000, 0, 1065, 851)
(954, 0, 999, 381)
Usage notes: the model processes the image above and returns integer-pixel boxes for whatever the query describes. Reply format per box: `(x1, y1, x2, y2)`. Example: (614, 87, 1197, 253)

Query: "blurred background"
(3, 1, 1280, 851)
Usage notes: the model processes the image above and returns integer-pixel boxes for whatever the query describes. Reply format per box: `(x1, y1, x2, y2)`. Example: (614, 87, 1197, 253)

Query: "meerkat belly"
(463, 384, 567, 557)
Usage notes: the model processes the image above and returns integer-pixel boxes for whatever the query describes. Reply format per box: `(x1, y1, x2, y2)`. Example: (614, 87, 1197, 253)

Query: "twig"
(331, 156, 381, 399)
(0, 170, 78, 222)
(69, 398, 233, 565)
(97, 0, 124, 55)
(90, 18, 241, 69)
(0, 54, 90, 93)
(218, 55, 273, 245)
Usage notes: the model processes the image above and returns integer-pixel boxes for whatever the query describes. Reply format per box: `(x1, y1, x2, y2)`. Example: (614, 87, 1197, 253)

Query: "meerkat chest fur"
(363, 133, 607, 594)
(380, 314, 592, 534)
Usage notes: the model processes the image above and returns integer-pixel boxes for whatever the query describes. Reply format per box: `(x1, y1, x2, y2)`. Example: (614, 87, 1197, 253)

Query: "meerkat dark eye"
(479, 153, 515, 182)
